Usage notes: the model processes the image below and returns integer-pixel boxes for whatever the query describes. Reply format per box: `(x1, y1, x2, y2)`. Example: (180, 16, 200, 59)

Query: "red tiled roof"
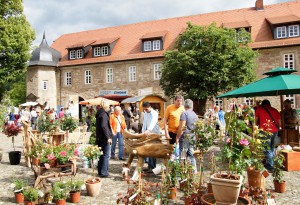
(141, 30, 168, 39)
(222, 21, 251, 29)
(250, 37, 300, 49)
(66, 40, 96, 49)
(266, 15, 300, 25)
(51, 1, 300, 67)
(91, 37, 120, 46)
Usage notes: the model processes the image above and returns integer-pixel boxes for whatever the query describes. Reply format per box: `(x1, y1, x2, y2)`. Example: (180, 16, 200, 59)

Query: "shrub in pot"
(50, 181, 69, 205)
(273, 151, 286, 193)
(23, 187, 39, 205)
(67, 178, 84, 203)
(11, 178, 27, 204)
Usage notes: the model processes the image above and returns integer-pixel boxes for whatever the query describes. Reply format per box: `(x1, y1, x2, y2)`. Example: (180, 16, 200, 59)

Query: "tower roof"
(28, 33, 61, 66)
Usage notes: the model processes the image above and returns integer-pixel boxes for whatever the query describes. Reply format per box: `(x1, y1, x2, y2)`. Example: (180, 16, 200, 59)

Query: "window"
(106, 68, 113, 83)
(69, 50, 76, 59)
(129, 66, 136, 81)
(85, 70, 91, 84)
(153, 40, 161, 50)
(284, 53, 294, 69)
(215, 99, 223, 107)
(285, 94, 295, 108)
(276, 26, 287, 38)
(76, 49, 83, 59)
(42, 80, 48, 90)
(288, 25, 299, 37)
(66, 72, 72, 85)
(144, 41, 152, 51)
(102, 46, 109, 56)
(94, 47, 101, 57)
(153, 63, 162, 80)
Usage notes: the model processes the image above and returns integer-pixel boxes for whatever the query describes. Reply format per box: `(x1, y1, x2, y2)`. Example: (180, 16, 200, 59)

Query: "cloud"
(23, 0, 292, 46)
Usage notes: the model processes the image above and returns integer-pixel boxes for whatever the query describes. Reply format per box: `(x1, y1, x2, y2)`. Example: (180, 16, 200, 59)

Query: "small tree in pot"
(84, 145, 103, 196)
(4, 123, 22, 165)
(50, 181, 69, 205)
(273, 151, 286, 193)
(10, 178, 27, 204)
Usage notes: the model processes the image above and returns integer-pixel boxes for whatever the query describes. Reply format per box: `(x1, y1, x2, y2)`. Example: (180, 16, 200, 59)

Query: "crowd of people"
(94, 96, 300, 177)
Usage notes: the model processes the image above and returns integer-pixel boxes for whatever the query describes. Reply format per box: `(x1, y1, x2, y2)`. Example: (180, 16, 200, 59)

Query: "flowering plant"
(53, 144, 78, 164)
(84, 145, 102, 178)
(60, 114, 78, 133)
(4, 124, 22, 151)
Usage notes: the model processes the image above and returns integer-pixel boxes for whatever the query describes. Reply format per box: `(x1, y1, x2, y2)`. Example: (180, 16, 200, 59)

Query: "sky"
(23, 0, 292, 46)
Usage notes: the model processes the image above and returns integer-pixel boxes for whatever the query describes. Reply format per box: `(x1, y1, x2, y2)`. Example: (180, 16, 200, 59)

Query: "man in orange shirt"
(110, 106, 127, 160)
(164, 95, 185, 144)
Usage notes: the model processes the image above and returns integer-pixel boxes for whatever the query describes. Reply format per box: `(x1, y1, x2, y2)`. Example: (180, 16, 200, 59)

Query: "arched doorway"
(79, 96, 85, 123)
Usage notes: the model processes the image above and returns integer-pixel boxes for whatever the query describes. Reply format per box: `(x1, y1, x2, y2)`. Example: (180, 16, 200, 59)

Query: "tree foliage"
(160, 22, 257, 104)
(0, 0, 35, 99)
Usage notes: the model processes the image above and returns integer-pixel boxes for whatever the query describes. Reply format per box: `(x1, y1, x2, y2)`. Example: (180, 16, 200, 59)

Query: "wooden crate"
(282, 151, 300, 171)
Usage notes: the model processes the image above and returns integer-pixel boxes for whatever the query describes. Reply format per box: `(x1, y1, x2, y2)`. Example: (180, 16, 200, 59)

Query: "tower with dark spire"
(26, 33, 61, 109)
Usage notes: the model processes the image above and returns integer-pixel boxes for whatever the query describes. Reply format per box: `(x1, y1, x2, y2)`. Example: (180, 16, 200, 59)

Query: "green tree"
(160, 23, 257, 114)
(7, 74, 26, 106)
(0, 0, 35, 100)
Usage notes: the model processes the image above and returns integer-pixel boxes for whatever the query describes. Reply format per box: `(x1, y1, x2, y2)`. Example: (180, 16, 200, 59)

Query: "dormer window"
(144, 41, 152, 51)
(288, 25, 299, 37)
(276, 26, 287, 38)
(141, 31, 167, 52)
(69, 49, 83, 60)
(93, 45, 110, 57)
(70, 50, 76, 59)
(267, 15, 300, 39)
(76, 49, 83, 58)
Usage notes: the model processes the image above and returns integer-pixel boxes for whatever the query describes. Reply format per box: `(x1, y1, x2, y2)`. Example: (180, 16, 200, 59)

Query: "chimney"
(255, 0, 264, 10)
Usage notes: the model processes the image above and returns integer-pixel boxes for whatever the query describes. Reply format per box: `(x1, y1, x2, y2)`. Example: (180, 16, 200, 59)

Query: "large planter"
(69, 191, 81, 203)
(85, 178, 102, 197)
(14, 192, 24, 204)
(55, 199, 66, 205)
(9, 151, 21, 165)
(210, 173, 243, 205)
(167, 187, 177, 199)
(247, 167, 261, 192)
(274, 180, 286, 193)
(201, 193, 250, 205)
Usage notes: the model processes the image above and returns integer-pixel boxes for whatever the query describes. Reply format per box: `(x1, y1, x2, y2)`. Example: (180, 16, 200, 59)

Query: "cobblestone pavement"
(0, 133, 299, 204)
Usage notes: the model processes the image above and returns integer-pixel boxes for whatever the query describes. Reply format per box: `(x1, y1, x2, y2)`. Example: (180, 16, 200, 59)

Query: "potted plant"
(211, 109, 247, 205)
(37, 112, 53, 133)
(39, 144, 56, 169)
(83, 144, 103, 196)
(10, 178, 27, 204)
(50, 181, 69, 205)
(180, 163, 197, 205)
(273, 151, 286, 193)
(164, 159, 181, 199)
(4, 123, 22, 165)
(23, 187, 39, 205)
(53, 144, 76, 165)
(67, 178, 84, 203)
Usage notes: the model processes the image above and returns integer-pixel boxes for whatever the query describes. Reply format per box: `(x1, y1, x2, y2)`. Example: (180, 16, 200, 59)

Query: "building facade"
(27, 0, 300, 114)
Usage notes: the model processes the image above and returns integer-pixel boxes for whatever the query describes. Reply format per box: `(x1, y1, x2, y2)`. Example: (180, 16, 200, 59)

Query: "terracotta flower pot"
(14, 192, 24, 204)
(56, 199, 66, 205)
(32, 157, 40, 166)
(85, 178, 102, 197)
(274, 180, 286, 193)
(24, 201, 35, 205)
(167, 187, 177, 199)
(70, 191, 81, 203)
(210, 173, 243, 205)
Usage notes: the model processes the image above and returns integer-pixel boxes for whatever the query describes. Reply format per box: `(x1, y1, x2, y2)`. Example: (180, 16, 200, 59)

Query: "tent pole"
(280, 95, 286, 144)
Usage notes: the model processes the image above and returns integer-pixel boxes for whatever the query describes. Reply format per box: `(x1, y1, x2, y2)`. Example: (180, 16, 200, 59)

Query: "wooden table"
(282, 151, 300, 171)
(50, 132, 66, 145)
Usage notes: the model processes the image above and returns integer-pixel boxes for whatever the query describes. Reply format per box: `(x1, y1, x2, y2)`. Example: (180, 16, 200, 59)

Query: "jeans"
(145, 157, 156, 169)
(98, 140, 111, 176)
(111, 132, 124, 158)
(262, 132, 276, 171)
(180, 136, 196, 171)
